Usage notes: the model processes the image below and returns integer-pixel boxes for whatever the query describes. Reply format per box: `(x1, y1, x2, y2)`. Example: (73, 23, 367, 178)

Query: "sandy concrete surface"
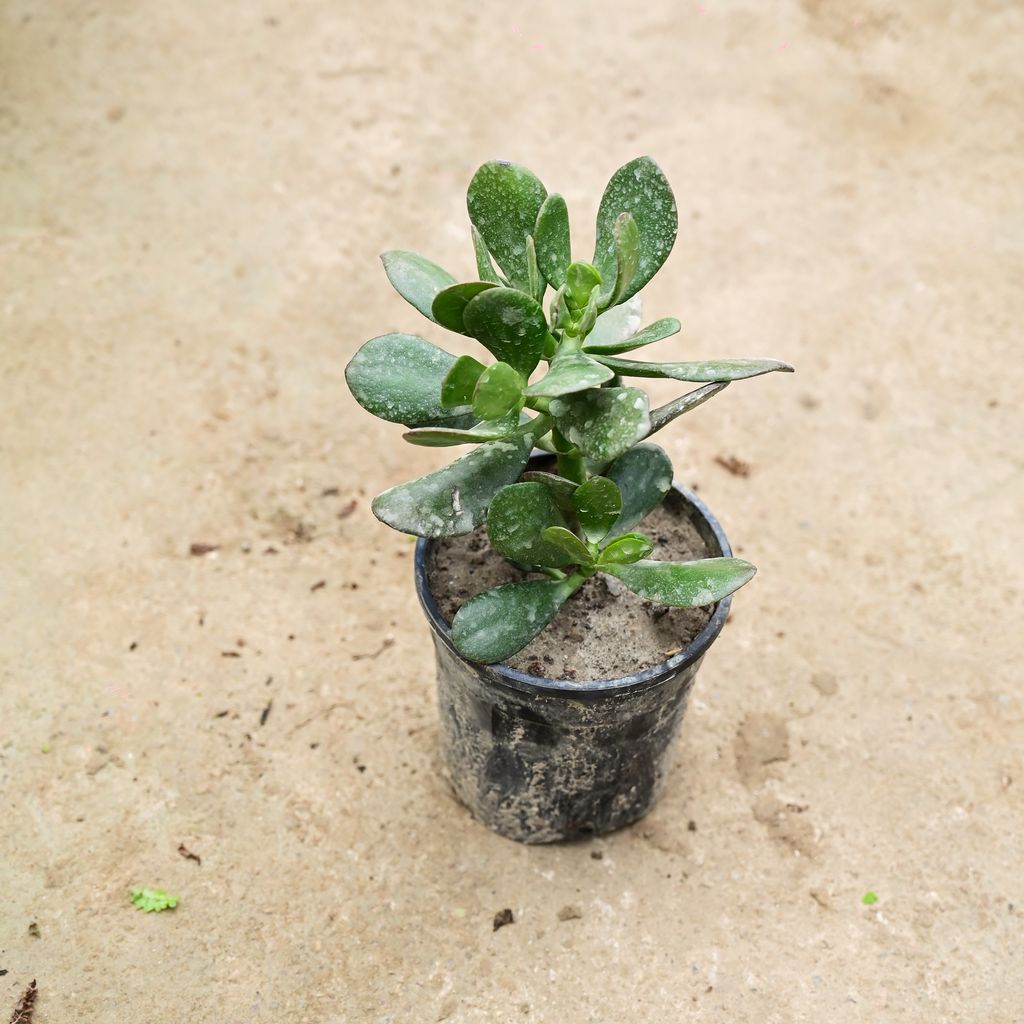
(2, 1, 1022, 1021)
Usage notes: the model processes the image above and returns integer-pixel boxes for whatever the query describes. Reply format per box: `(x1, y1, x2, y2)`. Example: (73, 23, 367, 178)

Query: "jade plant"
(346, 157, 792, 664)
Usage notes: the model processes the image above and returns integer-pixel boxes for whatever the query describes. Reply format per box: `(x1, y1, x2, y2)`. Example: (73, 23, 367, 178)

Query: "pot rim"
(414, 465, 735, 699)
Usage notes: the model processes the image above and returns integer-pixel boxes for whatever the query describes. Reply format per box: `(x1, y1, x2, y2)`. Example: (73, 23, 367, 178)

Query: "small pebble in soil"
(493, 908, 514, 931)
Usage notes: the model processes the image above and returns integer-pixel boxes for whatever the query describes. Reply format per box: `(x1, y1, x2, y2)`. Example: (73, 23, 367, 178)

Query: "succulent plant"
(346, 157, 792, 663)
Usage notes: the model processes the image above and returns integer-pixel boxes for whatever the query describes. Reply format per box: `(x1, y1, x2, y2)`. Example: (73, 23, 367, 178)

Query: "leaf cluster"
(130, 887, 179, 912)
(345, 157, 792, 662)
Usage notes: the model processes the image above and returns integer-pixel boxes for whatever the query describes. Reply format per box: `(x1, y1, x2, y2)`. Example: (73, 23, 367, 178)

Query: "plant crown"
(346, 157, 792, 664)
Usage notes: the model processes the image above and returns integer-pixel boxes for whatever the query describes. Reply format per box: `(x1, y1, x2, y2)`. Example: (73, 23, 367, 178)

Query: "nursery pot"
(414, 456, 736, 844)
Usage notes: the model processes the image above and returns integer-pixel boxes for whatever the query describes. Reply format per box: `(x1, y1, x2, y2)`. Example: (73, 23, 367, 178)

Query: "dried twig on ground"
(177, 843, 201, 866)
(714, 454, 751, 477)
(9, 980, 37, 1024)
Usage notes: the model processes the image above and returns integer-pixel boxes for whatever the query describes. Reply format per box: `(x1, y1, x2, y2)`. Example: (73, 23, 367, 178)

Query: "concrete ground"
(2, 1, 1022, 1021)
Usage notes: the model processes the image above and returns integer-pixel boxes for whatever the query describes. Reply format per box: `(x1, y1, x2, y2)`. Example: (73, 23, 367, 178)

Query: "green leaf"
(534, 193, 571, 288)
(594, 356, 795, 382)
(540, 527, 594, 566)
(471, 225, 502, 284)
(380, 251, 457, 321)
(603, 557, 756, 606)
(346, 334, 475, 428)
(593, 156, 678, 306)
(130, 887, 179, 913)
(440, 354, 487, 408)
(599, 532, 654, 564)
(583, 316, 681, 356)
(572, 476, 622, 543)
(565, 262, 602, 313)
(452, 577, 581, 663)
(519, 471, 579, 514)
(403, 412, 522, 447)
(371, 431, 534, 537)
(473, 361, 524, 420)
(575, 282, 602, 337)
(862, 891, 879, 906)
(467, 161, 548, 291)
(550, 387, 650, 462)
(584, 295, 643, 349)
(549, 283, 571, 330)
(522, 349, 613, 398)
(462, 287, 548, 376)
(432, 282, 497, 334)
(526, 236, 543, 303)
(646, 382, 730, 436)
(606, 443, 674, 533)
(486, 482, 573, 567)
(609, 212, 640, 306)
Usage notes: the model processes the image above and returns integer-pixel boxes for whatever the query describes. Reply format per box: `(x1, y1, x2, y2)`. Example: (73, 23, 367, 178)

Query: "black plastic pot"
(414, 457, 736, 844)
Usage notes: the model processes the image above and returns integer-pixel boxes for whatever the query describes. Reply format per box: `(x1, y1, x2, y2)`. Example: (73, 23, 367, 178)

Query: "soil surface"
(428, 498, 713, 680)
(2, 3, 1023, 1023)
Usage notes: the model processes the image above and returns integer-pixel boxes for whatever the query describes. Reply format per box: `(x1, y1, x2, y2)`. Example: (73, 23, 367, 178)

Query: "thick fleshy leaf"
(346, 333, 474, 428)
(380, 251, 456, 321)
(606, 443, 674, 534)
(584, 295, 642, 349)
(583, 316, 680, 356)
(573, 476, 622, 543)
(473, 361, 524, 420)
(534, 193, 571, 289)
(467, 161, 548, 291)
(432, 282, 497, 334)
(471, 225, 502, 284)
(402, 412, 522, 447)
(522, 349, 613, 398)
(599, 532, 654, 564)
(526, 236, 543, 303)
(441, 354, 487, 408)
(609, 212, 640, 306)
(549, 285, 570, 332)
(646, 382, 730, 436)
(593, 156, 678, 306)
(575, 282, 601, 336)
(603, 557, 756, 607)
(452, 577, 581, 664)
(371, 431, 533, 537)
(486, 482, 573, 567)
(550, 387, 650, 462)
(594, 356, 794, 382)
(565, 262, 602, 313)
(462, 287, 548, 376)
(540, 527, 594, 566)
(519, 471, 579, 514)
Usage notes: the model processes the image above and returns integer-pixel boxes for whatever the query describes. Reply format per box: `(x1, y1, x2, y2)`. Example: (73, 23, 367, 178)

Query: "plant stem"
(557, 449, 587, 484)
(538, 567, 566, 581)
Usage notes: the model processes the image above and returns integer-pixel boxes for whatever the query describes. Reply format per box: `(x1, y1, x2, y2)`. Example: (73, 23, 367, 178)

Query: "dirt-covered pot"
(414, 460, 736, 844)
